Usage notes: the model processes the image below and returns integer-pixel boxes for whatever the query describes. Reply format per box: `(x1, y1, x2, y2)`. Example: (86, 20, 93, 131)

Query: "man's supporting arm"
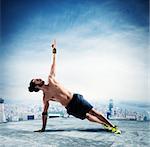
(41, 101, 49, 131)
(34, 100, 49, 132)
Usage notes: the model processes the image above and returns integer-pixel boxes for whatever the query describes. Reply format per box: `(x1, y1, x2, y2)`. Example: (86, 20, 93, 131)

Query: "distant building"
(107, 99, 113, 119)
(109, 99, 113, 113)
(27, 115, 34, 120)
(0, 98, 6, 123)
(143, 111, 150, 121)
(106, 111, 111, 119)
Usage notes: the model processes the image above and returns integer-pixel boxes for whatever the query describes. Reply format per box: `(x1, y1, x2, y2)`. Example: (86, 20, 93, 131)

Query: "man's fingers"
(52, 44, 54, 48)
(51, 39, 56, 48)
(34, 129, 45, 132)
(34, 130, 40, 132)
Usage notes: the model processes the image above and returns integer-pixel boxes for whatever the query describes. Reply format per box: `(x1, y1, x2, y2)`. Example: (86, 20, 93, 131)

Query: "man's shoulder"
(48, 75, 58, 84)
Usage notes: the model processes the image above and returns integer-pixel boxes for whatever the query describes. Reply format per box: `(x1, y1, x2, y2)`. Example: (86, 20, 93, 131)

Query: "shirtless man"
(28, 41, 121, 134)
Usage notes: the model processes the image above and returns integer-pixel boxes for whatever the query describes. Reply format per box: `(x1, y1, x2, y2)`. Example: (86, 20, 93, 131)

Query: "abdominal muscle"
(49, 91, 73, 106)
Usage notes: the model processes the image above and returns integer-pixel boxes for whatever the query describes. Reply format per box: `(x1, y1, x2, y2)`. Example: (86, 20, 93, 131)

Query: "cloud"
(2, 23, 148, 104)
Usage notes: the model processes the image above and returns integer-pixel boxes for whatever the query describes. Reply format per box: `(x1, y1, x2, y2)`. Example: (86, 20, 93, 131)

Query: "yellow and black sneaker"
(111, 125, 121, 134)
(103, 124, 121, 134)
(103, 124, 113, 131)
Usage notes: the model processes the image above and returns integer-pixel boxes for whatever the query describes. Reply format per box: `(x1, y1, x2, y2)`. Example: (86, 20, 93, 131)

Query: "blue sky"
(1, 0, 149, 104)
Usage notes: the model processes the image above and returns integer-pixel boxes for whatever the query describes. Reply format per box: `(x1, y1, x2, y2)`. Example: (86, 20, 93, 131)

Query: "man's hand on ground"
(34, 129, 45, 132)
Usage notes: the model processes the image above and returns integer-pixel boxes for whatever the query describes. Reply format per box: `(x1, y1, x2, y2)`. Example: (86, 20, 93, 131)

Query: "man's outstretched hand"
(34, 129, 45, 132)
(51, 40, 56, 54)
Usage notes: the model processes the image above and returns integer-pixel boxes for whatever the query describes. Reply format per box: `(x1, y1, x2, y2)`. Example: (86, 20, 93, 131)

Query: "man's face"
(33, 79, 44, 87)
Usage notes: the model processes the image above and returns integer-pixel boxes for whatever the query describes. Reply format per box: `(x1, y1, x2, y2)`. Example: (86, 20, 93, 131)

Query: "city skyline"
(1, 0, 149, 104)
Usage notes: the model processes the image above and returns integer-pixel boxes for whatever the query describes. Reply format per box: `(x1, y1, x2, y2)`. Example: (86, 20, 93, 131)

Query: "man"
(28, 41, 121, 134)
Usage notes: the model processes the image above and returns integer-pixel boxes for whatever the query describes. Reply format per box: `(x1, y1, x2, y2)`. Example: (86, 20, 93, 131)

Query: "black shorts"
(65, 94, 93, 120)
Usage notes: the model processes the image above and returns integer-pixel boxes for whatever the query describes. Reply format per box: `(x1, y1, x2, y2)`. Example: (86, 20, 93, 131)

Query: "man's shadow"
(45, 128, 109, 132)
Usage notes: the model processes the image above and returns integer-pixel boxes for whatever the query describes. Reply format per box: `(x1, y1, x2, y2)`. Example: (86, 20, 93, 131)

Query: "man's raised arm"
(49, 40, 57, 77)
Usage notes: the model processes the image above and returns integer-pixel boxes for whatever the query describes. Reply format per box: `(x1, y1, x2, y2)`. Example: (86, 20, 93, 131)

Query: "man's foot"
(111, 126, 121, 134)
(103, 124, 121, 134)
(103, 124, 113, 131)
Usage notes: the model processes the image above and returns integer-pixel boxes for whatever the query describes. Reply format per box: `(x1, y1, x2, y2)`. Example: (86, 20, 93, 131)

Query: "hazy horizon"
(3, 97, 150, 109)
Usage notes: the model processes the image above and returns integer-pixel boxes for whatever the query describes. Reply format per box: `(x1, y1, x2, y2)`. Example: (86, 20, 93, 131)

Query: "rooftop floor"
(0, 117, 149, 147)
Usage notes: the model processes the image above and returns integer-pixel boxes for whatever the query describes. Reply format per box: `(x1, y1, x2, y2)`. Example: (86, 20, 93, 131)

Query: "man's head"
(28, 79, 45, 92)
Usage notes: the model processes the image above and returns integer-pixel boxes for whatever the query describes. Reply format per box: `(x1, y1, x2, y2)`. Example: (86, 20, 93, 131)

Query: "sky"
(0, 0, 149, 105)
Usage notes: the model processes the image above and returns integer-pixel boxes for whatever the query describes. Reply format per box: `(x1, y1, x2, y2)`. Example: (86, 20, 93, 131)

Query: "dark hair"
(28, 79, 40, 92)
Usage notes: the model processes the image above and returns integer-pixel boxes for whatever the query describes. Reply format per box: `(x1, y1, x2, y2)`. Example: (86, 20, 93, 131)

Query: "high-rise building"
(143, 111, 150, 121)
(107, 99, 114, 119)
(109, 99, 113, 115)
(0, 98, 6, 123)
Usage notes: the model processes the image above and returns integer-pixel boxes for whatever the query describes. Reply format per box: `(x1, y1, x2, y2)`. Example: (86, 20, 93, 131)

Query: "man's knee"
(86, 113, 94, 122)
(86, 113, 90, 119)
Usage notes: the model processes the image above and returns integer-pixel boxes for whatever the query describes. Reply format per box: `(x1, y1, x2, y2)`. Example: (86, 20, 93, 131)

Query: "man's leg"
(85, 108, 121, 134)
(86, 113, 106, 125)
(88, 108, 114, 127)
